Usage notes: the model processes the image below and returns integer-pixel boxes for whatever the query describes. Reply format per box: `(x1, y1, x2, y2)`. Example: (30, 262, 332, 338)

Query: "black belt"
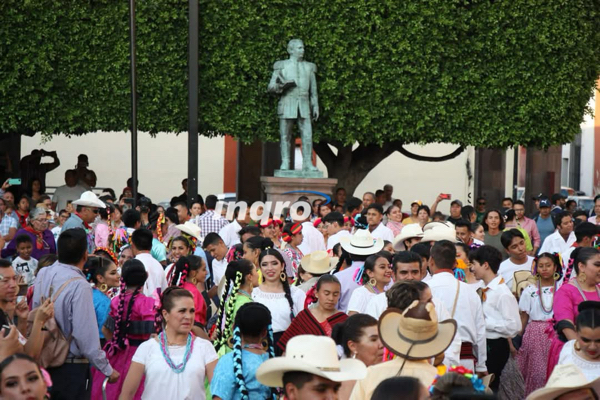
(63, 357, 89, 364)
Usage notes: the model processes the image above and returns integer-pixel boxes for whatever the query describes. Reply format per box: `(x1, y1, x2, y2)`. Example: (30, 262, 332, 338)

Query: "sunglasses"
(87, 208, 99, 214)
(478, 202, 486, 205)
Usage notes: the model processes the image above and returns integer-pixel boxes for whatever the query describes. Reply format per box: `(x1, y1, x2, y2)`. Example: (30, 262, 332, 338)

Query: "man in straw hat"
(298, 250, 337, 292)
(426, 240, 488, 375)
(61, 190, 105, 253)
(350, 300, 457, 399)
(256, 335, 367, 400)
(527, 364, 600, 400)
(392, 224, 424, 251)
(334, 229, 384, 313)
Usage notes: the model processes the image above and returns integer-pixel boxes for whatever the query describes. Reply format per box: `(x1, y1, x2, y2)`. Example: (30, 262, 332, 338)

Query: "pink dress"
(91, 291, 156, 400)
(182, 281, 207, 326)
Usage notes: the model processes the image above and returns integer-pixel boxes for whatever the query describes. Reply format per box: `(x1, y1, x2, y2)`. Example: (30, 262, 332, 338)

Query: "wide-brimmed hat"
(301, 251, 336, 275)
(393, 224, 424, 251)
(421, 222, 457, 243)
(379, 301, 457, 360)
(256, 335, 367, 387)
(72, 191, 106, 208)
(176, 221, 202, 240)
(527, 364, 600, 400)
(340, 229, 384, 256)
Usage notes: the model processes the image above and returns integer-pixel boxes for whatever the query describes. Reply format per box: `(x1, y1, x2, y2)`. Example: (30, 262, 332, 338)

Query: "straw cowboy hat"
(421, 222, 457, 243)
(176, 221, 202, 240)
(301, 251, 337, 275)
(527, 364, 600, 400)
(340, 229, 384, 256)
(393, 224, 424, 251)
(72, 191, 106, 208)
(256, 335, 367, 388)
(379, 301, 457, 360)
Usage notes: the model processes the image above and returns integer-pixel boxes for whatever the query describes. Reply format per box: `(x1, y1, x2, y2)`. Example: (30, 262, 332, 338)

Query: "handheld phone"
(440, 193, 452, 200)
(18, 284, 27, 297)
(7, 178, 21, 186)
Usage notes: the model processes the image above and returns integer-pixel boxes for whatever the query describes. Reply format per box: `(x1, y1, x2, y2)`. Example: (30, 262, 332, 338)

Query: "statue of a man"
(268, 39, 319, 172)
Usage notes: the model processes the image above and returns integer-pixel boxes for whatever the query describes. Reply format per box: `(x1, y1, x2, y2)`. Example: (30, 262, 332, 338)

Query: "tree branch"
(395, 144, 466, 162)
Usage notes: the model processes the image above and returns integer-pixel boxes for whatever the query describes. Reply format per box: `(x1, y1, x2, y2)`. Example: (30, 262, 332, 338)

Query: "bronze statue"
(268, 39, 319, 173)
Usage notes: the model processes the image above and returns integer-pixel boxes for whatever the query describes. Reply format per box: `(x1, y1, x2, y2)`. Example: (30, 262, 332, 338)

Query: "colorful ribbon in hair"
(282, 222, 303, 243)
(156, 212, 166, 243)
(428, 365, 485, 394)
(94, 247, 118, 265)
(352, 264, 366, 285)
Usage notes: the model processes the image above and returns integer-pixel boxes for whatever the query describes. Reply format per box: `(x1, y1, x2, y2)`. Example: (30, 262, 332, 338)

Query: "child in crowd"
(469, 245, 522, 392)
(11, 234, 37, 286)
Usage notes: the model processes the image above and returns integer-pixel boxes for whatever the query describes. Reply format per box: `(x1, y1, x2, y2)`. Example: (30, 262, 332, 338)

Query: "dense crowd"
(0, 152, 599, 400)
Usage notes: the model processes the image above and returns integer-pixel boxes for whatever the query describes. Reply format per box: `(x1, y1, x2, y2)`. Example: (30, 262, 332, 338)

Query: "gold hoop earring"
(99, 283, 108, 292)
(553, 272, 560, 281)
(575, 341, 582, 351)
(191, 277, 198, 284)
(280, 272, 287, 282)
(368, 278, 376, 286)
(578, 272, 587, 284)
(261, 339, 269, 351)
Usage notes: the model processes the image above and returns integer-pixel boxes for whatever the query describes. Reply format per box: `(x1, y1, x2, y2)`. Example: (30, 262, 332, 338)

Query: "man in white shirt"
(51, 169, 86, 212)
(365, 204, 394, 242)
(539, 211, 576, 255)
(498, 229, 534, 290)
(427, 240, 487, 374)
(202, 232, 229, 285)
(324, 211, 351, 250)
(561, 222, 598, 275)
(469, 245, 521, 392)
(218, 208, 250, 248)
(364, 251, 461, 367)
(293, 203, 325, 255)
(131, 229, 167, 297)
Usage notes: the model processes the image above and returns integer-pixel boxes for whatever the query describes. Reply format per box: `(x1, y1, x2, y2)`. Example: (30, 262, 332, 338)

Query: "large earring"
(368, 278, 376, 286)
(280, 272, 287, 282)
(579, 272, 587, 284)
(99, 283, 108, 292)
(575, 341, 582, 351)
(553, 273, 560, 281)
(261, 339, 269, 351)
(191, 277, 198, 284)
(352, 352, 357, 359)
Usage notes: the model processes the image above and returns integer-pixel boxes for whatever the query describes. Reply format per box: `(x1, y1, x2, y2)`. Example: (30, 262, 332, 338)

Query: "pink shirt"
(516, 217, 541, 248)
(554, 283, 600, 323)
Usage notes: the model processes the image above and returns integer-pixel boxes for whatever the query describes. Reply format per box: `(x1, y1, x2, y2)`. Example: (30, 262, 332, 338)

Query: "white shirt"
(481, 275, 522, 339)
(298, 221, 325, 255)
(498, 256, 534, 290)
(539, 231, 577, 255)
(132, 336, 218, 400)
(369, 223, 394, 242)
(427, 272, 487, 372)
(211, 258, 227, 286)
(12, 257, 37, 286)
(558, 340, 600, 382)
(347, 286, 378, 314)
(327, 229, 351, 251)
(251, 286, 306, 333)
(519, 284, 555, 321)
(136, 253, 167, 297)
(363, 292, 460, 367)
(218, 220, 242, 248)
(51, 184, 86, 212)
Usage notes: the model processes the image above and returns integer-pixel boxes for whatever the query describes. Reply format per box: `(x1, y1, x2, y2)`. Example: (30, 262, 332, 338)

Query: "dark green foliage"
(1, 0, 599, 149)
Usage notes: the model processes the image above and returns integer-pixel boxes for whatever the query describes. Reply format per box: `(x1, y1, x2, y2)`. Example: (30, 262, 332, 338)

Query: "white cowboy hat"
(72, 191, 106, 208)
(176, 221, 202, 240)
(340, 229, 384, 256)
(256, 335, 367, 387)
(422, 221, 455, 231)
(527, 364, 600, 400)
(379, 301, 457, 360)
(421, 224, 457, 243)
(392, 224, 424, 251)
(301, 251, 336, 275)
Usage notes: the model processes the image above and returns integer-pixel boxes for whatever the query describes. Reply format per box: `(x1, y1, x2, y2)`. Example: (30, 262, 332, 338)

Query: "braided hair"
(169, 255, 202, 287)
(213, 259, 255, 352)
(259, 240, 295, 321)
(232, 302, 276, 400)
(566, 247, 600, 283)
(106, 259, 147, 356)
(83, 255, 116, 286)
(154, 287, 194, 333)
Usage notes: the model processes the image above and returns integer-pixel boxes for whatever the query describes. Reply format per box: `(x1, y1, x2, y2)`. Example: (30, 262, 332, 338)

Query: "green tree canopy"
(1, 0, 599, 190)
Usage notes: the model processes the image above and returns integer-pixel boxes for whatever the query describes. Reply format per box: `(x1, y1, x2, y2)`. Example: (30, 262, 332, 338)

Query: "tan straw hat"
(340, 229, 384, 256)
(378, 301, 457, 360)
(527, 364, 600, 400)
(393, 224, 424, 251)
(256, 335, 367, 387)
(301, 251, 336, 275)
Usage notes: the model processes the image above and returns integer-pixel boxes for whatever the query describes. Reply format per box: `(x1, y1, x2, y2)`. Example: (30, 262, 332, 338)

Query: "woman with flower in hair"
(211, 302, 275, 400)
(91, 259, 155, 400)
(213, 259, 259, 356)
(517, 252, 562, 396)
(164, 236, 194, 282)
(251, 239, 306, 352)
(84, 255, 120, 346)
(281, 222, 304, 278)
(119, 287, 218, 400)
(169, 255, 208, 336)
(347, 251, 393, 315)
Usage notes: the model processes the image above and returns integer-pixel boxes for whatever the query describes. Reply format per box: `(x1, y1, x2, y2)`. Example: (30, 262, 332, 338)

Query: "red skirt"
(517, 320, 552, 397)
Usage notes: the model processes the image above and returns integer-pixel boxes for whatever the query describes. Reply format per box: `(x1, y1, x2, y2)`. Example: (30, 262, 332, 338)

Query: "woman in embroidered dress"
(91, 259, 155, 400)
(1, 208, 56, 260)
(251, 239, 306, 353)
(517, 252, 562, 396)
(119, 287, 218, 400)
(557, 301, 600, 381)
(211, 302, 275, 400)
(84, 255, 121, 347)
(385, 205, 404, 238)
(281, 222, 304, 279)
(347, 251, 393, 315)
(277, 275, 347, 352)
(212, 259, 259, 356)
(168, 255, 208, 337)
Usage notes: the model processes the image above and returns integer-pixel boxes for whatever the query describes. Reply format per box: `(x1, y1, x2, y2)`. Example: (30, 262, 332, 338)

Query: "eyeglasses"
(478, 202, 486, 205)
(33, 219, 48, 224)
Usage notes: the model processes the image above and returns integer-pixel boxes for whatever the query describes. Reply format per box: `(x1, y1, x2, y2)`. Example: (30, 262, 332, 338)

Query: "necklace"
(243, 343, 263, 350)
(573, 279, 600, 300)
(238, 289, 251, 298)
(537, 279, 556, 314)
(159, 332, 194, 373)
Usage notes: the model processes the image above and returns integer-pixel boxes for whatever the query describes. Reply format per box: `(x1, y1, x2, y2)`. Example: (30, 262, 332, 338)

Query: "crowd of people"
(0, 165, 599, 400)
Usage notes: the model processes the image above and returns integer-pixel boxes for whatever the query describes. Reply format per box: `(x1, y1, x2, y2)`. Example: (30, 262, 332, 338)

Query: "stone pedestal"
(261, 176, 338, 203)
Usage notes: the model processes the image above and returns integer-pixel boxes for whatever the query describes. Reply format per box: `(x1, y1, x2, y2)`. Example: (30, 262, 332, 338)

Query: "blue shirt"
(536, 216, 555, 249)
(92, 289, 111, 339)
(210, 350, 271, 400)
(151, 238, 167, 263)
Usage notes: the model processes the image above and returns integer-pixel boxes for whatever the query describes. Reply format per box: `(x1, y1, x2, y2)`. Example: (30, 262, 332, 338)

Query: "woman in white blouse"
(558, 301, 600, 382)
(347, 252, 392, 315)
(251, 239, 305, 353)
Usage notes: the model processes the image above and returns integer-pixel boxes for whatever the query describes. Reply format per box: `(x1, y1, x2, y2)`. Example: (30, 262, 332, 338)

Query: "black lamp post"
(129, 0, 138, 206)
(188, 0, 199, 207)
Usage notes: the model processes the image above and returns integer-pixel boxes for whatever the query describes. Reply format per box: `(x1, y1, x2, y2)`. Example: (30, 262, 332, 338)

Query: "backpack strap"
(51, 277, 84, 302)
(451, 279, 461, 318)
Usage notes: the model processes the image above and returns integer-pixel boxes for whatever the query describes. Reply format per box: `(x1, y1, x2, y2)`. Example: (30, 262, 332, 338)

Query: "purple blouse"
(1, 228, 56, 260)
